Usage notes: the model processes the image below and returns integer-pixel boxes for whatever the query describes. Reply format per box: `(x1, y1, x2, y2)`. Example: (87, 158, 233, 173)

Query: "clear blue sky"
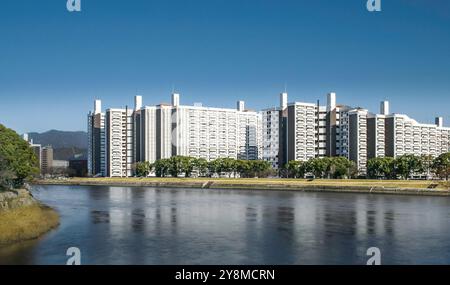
(1, 0, 449, 134)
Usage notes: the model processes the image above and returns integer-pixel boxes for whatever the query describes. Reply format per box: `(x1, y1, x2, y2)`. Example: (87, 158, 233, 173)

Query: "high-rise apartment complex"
(384, 114, 450, 158)
(89, 93, 262, 177)
(105, 107, 134, 177)
(265, 92, 450, 176)
(261, 93, 288, 170)
(88, 91, 450, 177)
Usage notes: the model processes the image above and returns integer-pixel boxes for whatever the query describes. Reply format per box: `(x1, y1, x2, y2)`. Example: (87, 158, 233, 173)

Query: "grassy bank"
(0, 204, 59, 246)
(36, 177, 450, 196)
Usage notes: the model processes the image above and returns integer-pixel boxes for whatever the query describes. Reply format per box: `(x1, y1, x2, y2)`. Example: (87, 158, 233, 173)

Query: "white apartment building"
(367, 114, 386, 159)
(367, 101, 389, 159)
(261, 92, 288, 169)
(317, 105, 327, 158)
(132, 94, 263, 165)
(89, 92, 450, 178)
(262, 107, 281, 168)
(347, 108, 369, 175)
(287, 102, 318, 162)
(105, 108, 134, 177)
(385, 114, 450, 159)
(90, 94, 263, 177)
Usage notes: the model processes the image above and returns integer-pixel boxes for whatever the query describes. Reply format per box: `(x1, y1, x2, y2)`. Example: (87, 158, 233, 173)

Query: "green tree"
(207, 159, 220, 177)
(284, 160, 308, 178)
(394, 154, 423, 180)
(421, 154, 434, 179)
(193, 158, 209, 177)
(180, 156, 196, 177)
(432, 153, 450, 181)
(309, 157, 330, 178)
(135, 161, 152, 177)
(154, 159, 170, 177)
(168, 156, 184, 177)
(367, 157, 395, 179)
(0, 124, 39, 189)
(236, 160, 251, 178)
(250, 160, 272, 178)
(215, 158, 237, 177)
(329, 157, 354, 179)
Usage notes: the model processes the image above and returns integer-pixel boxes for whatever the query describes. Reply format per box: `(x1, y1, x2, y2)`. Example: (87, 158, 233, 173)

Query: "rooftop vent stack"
(280, 92, 288, 110)
(380, 101, 390, 115)
(237, 100, 245, 112)
(172, 93, 180, 107)
(94, 100, 102, 114)
(134, 95, 143, 111)
(436, 117, 444, 128)
(327, 92, 336, 111)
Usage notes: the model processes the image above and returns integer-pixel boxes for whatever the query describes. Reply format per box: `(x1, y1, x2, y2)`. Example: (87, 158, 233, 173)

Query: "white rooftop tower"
(135, 95, 143, 111)
(172, 93, 180, 107)
(327, 92, 336, 111)
(280, 92, 288, 110)
(237, 100, 245, 111)
(380, 101, 390, 115)
(436, 117, 444, 128)
(94, 100, 102, 114)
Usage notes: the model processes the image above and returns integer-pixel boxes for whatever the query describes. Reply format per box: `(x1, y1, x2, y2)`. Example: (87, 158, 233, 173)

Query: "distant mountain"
(28, 130, 87, 149)
(28, 130, 88, 160)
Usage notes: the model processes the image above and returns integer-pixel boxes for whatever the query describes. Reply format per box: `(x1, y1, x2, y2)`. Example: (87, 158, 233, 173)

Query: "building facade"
(87, 100, 106, 177)
(287, 102, 318, 162)
(384, 114, 450, 159)
(88, 92, 450, 177)
(41, 146, 53, 175)
(105, 108, 134, 177)
(89, 94, 263, 177)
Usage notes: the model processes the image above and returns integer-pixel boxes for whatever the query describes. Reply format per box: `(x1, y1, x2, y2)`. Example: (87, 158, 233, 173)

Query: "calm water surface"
(1, 185, 450, 265)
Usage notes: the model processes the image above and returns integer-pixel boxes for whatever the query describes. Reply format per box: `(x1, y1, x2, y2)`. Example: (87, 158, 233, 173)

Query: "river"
(1, 185, 450, 265)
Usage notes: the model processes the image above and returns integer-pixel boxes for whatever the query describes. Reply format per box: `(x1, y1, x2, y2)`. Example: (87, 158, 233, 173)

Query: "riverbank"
(0, 189, 59, 246)
(35, 177, 450, 196)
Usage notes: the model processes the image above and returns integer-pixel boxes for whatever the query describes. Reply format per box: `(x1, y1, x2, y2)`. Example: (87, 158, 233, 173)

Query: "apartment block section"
(287, 102, 318, 162)
(348, 109, 369, 175)
(170, 100, 261, 161)
(385, 114, 450, 159)
(367, 114, 386, 159)
(261, 92, 288, 169)
(262, 107, 281, 168)
(317, 105, 327, 158)
(133, 94, 262, 165)
(105, 108, 134, 177)
(87, 100, 106, 177)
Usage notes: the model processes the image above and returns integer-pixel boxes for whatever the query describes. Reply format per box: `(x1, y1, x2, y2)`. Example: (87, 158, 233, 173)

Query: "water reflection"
(1, 185, 450, 265)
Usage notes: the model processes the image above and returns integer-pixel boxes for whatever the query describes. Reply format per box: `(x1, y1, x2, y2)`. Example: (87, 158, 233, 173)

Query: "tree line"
(136, 153, 450, 181)
(135, 156, 273, 178)
(283, 157, 357, 179)
(367, 154, 450, 180)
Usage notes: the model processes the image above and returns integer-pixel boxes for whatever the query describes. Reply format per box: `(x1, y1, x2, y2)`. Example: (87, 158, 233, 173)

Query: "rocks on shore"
(0, 189, 36, 211)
